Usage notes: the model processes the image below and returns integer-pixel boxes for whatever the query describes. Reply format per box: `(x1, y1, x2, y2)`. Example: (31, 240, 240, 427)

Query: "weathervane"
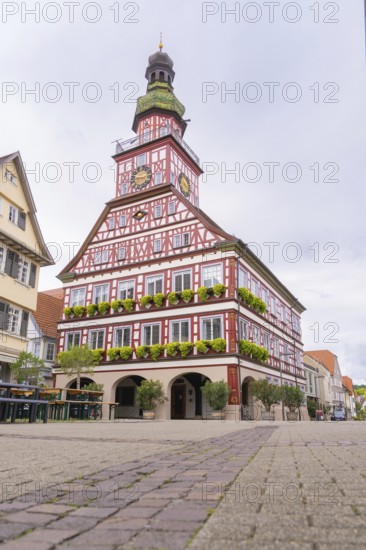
(159, 33, 163, 52)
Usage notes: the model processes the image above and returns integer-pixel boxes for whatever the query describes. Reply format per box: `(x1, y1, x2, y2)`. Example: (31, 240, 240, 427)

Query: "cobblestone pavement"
(0, 421, 366, 549)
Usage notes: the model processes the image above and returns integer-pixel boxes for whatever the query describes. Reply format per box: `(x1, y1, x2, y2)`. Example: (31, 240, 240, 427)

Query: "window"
(238, 268, 248, 288)
(118, 247, 126, 261)
(70, 287, 86, 307)
(89, 329, 105, 350)
(143, 129, 149, 143)
(173, 233, 190, 248)
(0, 245, 5, 272)
(261, 288, 268, 305)
(154, 205, 163, 218)
(5, 170, 16, 184)
(121, 183, 128, 196)
(7, 306, 20, 334)
(281, 305, 287, 323)
(155, 172, 163, 185)
(93, 284, 109, 304)
(15, 258, 36, 287)
(160, 126, 168, 137)
(118, 280, 135, 300)
(143, 324, 160, 345)
(114, 326, 131, 347)
(202, 317, 222, 340)
(108, 218, 115, 231)
(173, 270, 191, 292)
(9, 205, 18, 224)
(153, 239, 162, 253)
(67, 332, 81, 349)
(17, 258, 30, 285)
(251, 278, 259, 296)
(46, 342, 55, 361)
(94, 250, 108, 265)
(252, 325, 260, 345)
(170, 171, 175, 183)
(270, 296, 277, 316)
(202, 264, 222, 287)
(33, 341, 41, 358)
(146, 275, 163, 295)
(171, 320, 189, 342)
(168, 201, 175, 215)
(263, 332, 270, 351)
(119, 214, 127, 228)
(273, 338, 279, 358)
(239, 319, 248, 340)
(137, 153, 146, 166)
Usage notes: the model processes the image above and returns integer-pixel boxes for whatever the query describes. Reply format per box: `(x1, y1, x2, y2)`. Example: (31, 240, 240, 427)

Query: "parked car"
(331, 410, 346, 421)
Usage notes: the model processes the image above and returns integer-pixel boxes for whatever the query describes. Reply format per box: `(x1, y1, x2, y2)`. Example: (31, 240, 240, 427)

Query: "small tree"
(250, 379, 281, 412)
(280, 385, 305, 413)
(57, 345, 100, 390)
(136, 379, 167, 411)
(10, 352, 45, 385)
(201, 380, 230, 411)
(307, 398, 317, 419)
(82, 382, 104, 392)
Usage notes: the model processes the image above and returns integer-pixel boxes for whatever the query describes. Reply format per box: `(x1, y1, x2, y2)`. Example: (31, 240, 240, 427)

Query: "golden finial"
(159, 33, 163, 52)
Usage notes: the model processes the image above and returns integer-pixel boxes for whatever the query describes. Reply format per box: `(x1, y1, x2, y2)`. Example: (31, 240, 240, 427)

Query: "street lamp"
(279, 352, 294, 421)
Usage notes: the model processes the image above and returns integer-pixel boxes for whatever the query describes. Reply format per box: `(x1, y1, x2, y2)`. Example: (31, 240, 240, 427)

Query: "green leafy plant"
(252, 296, 267, 314)
(120, 346, 133, 361)
(107, 347, 120, 361)
(201, 380, 230, 411)
(64, 307, 74, 318)
(238, 288, 266, 314)
(166, 342, 180, 357)
(123, 298, 135, 312)
(168, 291, 180, 305)
(280, 385, 305, 412)
(140, 295, 153, 308)
(87, 303, 98, 316)
(307, 398, 317, 419)
(150, 344, 165, 362)
(57, 345, 101, 389)
(181, 289, 194, 303)
(195, 340, 210, 353)
(153, 293, 165, 308)
(98, 301, 110, 315)
(82, 382, 104, 392)
(136, 345, 150, 359)
(197, 286, 210, 302)
(136, 379, 167, 411)
(73, 305, 85, 317)
(10, 352, 45, 385)
(213, 284, 226, 297)
(92, 348, 104, 362)
(210, 338, 227, 353)
(239, 340, 269, 363)
(111, 299, 124, 312)
(250, 379, 281, 412)
(179, 341, 194, 357)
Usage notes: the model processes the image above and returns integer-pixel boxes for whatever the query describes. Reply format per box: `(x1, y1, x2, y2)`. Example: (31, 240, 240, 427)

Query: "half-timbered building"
(55, 45, 306, 420)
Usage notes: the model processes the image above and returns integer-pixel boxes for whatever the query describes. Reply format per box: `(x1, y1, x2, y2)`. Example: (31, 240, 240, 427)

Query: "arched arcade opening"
(114, 376, 146, 419)
(169, 373, 211, 420)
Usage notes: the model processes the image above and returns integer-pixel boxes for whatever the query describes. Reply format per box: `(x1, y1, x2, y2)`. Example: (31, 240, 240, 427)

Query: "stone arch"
(159, 70, 165, 82)
(67, 377, 94, 390)
(113, 375, 146, 419)
(168, 372, 212, 419)
(242, 376, 256, 420)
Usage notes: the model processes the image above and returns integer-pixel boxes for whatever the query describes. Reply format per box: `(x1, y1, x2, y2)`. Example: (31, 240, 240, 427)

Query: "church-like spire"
(159, 32, 163, 52)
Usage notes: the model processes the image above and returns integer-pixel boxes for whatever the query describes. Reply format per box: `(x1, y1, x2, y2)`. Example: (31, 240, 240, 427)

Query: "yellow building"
(0, 151, 54, 382)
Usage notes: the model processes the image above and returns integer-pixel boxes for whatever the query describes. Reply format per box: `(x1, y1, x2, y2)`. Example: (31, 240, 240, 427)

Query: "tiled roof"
(42, 288, 65, 301)
(342, 376, 354, 395)
(33, 292, 64, 339)
(305, 350, 336, 375)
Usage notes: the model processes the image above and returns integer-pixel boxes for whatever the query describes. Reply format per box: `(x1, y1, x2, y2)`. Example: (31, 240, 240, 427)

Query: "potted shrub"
(195, 340, 210, 354)
(181, 289, 194, 303)
(168, 291, 180, 305)
(87, 303, 98, 316)
(136, 345, 150, 359)
(201, 380, 230, 420)
(166, 342, 180, 357)
(107, 347, 120, 361)
(150, 344, 165, 362)
(140, 295, 153, 309)
(250, 379, 281, 421)
(98, 301, 110, 315)
(120, 346, 133, 361)
(91, 348, 104, 362)
(123, 298, 135, 312)
(211, 338, 226, 353)
(238, 288, 255, 307)
(111, 299, 124, 313)
(136, 379, 167, 420)
(153, 293, 165, 308)
(64, 307, 74, 319)
(280, 385, 305, 421)
(213, 284, 226, 298)
(252, 296, 267, 314)
(197, 286, 211, 302)
(73, 305, 85, 318)
(179, 341, 194, 357)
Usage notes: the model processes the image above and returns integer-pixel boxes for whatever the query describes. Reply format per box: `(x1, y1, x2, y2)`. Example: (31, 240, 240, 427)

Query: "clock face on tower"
(130, 165, 152, 190)
(178, 173, 191, 197)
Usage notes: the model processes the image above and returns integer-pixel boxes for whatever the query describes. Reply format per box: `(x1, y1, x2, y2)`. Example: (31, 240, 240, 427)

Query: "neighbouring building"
(342, 376, 356, 419)
(0, 152, 54, 382)
(27, 290, 64, 384)
(54, 44, 306, 420)
(305, 350, 348, 417)
(303, 353, 333, 413)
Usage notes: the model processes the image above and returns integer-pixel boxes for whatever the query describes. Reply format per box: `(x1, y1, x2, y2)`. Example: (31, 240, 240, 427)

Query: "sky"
(0, 0, 365, 382)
